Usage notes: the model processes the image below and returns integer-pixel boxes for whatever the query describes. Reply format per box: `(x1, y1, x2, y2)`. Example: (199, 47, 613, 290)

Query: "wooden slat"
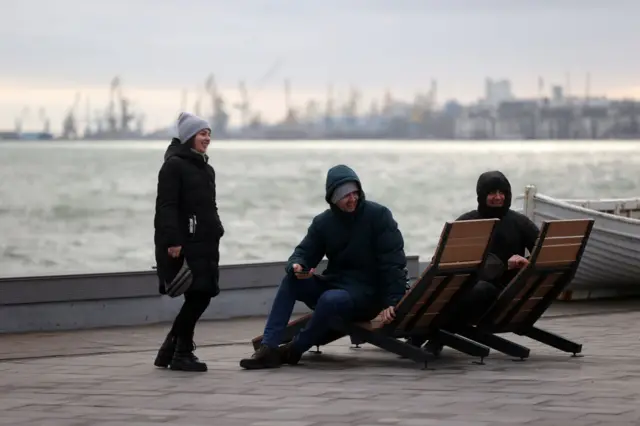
(410, 274, 468, 330)
(536, 260, 576, 267)
(532, 282, 555, 298)
(439, 243, 487, 263)
(448, 219, 497, 239)
(395, 269, 436, 307)
(394, 220, 492, 329)
(431, 219, 496, 268)
(446, 235, 491, 248)
(399, 274, 466, 331)
(481, 219, 592, 329)
(536, 243, 582, 263)
(396, 276, 444, 330)
(505, 272, 563, 326)
(517, 298, 542, 313)
(494, 274, 540, 325)
(542, 235, 584, 246)
(388, 219, 496, 334)
(545, 220, 591, 238)
(438, 260, 482, 270)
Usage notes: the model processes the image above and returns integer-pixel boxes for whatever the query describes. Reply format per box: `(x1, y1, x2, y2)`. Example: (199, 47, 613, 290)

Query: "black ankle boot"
(169, 338, 207, 372)
(153, 332, 176, 368)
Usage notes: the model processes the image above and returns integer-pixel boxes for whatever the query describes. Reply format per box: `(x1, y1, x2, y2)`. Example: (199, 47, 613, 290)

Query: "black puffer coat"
(154, 140, 224, 296)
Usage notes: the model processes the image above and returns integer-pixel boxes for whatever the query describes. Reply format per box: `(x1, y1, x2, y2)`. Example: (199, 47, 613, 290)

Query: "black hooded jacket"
(153, 139, 224, 295)
(163, 137, 182, 161)
(457, 171, 539, 287)
(286, 165, 408, 312)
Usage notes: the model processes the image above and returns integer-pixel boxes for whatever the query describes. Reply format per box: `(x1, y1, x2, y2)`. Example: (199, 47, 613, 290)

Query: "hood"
(164, 137, 208, 164)
(163, 138, 182, 161)
(476, 170, 512, 218)
(324, 164, 365, 205)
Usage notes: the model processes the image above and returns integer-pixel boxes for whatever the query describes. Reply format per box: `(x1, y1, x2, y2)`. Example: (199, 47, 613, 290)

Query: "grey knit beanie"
(331, 182, 359, 204)
(177, 112, 211, 144)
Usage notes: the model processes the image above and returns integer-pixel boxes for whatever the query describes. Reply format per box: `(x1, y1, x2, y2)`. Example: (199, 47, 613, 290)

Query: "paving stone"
(2, 306, 640, 424)
(579, 412, 640, 423)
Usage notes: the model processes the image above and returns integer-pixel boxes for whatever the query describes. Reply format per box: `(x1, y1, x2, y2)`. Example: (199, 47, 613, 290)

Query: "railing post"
(614, 201, 622, 217)
(523, 185, 537, 220)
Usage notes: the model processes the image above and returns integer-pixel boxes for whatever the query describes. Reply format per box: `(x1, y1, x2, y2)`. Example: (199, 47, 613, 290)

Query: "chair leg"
(310, 329, 348, 354)
(458, 326, 531, 360)
(349, 327, 433, 369)
(435, 330, 490, 364)
(350, 334, 365, 349)
(520, 326, 583, 356)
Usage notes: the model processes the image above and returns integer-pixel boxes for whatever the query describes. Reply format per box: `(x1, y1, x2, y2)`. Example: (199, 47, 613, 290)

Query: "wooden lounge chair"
(457, 218, 595, 360)
(251, 218, 500, 368)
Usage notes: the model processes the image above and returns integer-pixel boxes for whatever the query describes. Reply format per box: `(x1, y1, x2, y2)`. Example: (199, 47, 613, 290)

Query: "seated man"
(240, 164, 408, 369)
(413, 170, 540, 354)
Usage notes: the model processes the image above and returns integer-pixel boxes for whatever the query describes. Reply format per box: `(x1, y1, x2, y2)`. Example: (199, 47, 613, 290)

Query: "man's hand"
(292, 263, 315, 279)
(168, 246, 182, 258)
(507, 254, 529, 270)
(379, 306, 396, 324)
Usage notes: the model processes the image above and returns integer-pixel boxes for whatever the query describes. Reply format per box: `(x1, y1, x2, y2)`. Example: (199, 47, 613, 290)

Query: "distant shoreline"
(2, 138, 640, 143)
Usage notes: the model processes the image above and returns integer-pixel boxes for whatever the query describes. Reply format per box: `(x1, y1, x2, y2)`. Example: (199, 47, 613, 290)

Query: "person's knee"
(469, 281, 499, 309)
(474, 280, 498, 297)
(278, 274, 297, 292)
(279, 274, 318, 303)
(316, 289, 354, 315)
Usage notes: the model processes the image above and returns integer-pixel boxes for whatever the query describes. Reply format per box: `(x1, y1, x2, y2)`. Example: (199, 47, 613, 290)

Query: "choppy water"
(1, 140, 639, 278)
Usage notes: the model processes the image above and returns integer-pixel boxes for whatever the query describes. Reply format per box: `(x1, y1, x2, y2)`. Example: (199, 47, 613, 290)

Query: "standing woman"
(153, 112, 224, 372)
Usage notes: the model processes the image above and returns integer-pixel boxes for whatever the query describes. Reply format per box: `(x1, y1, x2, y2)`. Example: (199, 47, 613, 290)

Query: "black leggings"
(170, 291, 212, 340)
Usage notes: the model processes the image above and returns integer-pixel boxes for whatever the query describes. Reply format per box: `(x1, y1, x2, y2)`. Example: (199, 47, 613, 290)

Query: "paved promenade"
(2, 300, 640, 425)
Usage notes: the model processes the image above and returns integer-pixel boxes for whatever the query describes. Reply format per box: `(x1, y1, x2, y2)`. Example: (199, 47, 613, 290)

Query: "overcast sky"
(1, 0, 639, 132)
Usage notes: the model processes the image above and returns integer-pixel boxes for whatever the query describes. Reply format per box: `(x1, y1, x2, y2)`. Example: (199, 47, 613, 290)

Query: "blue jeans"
(261, 274, 357, 353)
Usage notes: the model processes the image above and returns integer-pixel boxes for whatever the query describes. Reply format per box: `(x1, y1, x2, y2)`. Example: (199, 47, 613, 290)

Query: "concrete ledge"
(1, 288, 299, 335)
(1, 257, 421, 306)
(0, 256, 420, 334)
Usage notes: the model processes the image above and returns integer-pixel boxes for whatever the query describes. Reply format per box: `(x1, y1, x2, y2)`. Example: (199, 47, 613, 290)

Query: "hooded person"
(239, 164, 408, 370)
(411, 170, 540, 354)
(153, 112, 224, 372)
(458, 170, 539, 285)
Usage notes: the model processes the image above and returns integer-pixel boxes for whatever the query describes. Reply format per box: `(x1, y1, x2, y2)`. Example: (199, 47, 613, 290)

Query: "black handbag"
(165, 259, 193, 297)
